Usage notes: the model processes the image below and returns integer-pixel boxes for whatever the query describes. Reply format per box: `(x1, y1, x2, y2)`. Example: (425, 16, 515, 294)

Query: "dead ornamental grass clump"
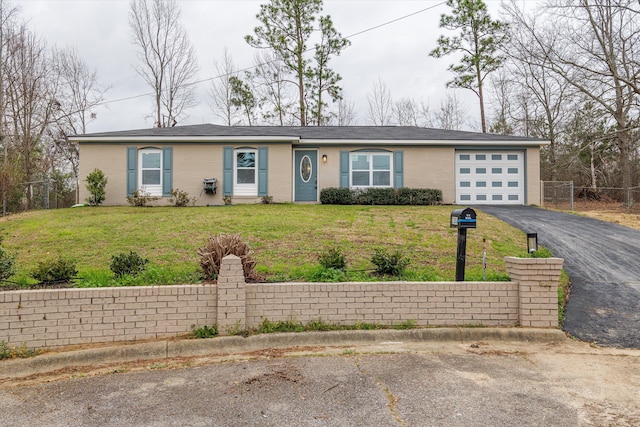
(197, 233, 258, 281)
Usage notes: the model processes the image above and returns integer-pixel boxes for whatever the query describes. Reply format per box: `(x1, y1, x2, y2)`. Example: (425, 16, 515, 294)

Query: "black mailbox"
(450, 207, 477, 229)
(203, 178, 217, 195)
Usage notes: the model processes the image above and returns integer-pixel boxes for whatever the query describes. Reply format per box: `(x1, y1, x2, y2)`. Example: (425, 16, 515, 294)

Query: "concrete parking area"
(1, 331, 639, 426)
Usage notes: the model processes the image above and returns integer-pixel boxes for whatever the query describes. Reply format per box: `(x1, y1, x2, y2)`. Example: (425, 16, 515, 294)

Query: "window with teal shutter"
(223, 146, 233, 195)
(162, 147, 173, 197)
(258, 147, 268, 197)
(127, 147, 137, 196)
(393, 151, 404, 188)
(126, 146, 173, 197)
(339, 151, 349, 188)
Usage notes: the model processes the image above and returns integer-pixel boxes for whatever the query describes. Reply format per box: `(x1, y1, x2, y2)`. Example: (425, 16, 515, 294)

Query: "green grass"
(0, 205, 528, 285)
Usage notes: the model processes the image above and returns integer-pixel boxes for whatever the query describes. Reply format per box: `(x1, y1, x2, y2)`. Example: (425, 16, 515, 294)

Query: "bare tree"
(249, 51, 296, 125)
(0, 0, 19, 215)
(500, 2, 578, 180)
(50, 46, 107, 202)
(366, 78, 393, 125)
(3, 25, 59, 209)
(433, 92, 467, 130)
(328, 98, 356, 125)
(208, 48, 241, 126)
(129, 0, 198, 128)
(526, 0, 640, 202)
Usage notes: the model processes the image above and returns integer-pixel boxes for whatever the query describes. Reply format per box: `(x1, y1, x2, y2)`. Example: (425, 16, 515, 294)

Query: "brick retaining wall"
(0, 256, 563, 350)
(0, 286, 217, 350)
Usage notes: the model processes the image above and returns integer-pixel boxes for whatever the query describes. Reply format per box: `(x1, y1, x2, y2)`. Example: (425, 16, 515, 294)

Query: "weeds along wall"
(0, 255, 563, 350)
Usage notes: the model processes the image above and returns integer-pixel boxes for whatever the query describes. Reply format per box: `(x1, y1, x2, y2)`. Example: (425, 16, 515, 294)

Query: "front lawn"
(0, 205, 528, 286)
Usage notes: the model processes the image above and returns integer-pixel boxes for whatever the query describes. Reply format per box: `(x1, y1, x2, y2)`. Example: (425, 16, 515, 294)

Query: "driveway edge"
(0, 328, 567, 380)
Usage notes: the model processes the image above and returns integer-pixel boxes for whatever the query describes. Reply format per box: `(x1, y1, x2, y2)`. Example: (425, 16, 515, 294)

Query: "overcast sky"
(16, 0, 517, 133)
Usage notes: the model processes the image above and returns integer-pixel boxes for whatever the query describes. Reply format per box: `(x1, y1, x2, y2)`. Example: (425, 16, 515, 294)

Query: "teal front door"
(294, 150, 317, 202)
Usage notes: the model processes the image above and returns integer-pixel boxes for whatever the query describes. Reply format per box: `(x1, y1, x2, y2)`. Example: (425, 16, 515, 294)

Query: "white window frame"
(138, 148, 162, 196)
(233, 148, 258, 196)
(350, 152, 393, 189)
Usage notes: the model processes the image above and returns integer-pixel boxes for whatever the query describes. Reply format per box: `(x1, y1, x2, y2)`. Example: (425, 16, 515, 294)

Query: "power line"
(94, 2, 446, 108)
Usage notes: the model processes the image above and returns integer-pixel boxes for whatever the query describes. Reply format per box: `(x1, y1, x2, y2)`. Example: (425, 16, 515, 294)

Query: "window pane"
(237, 152, 255, 168)
(508, 168, 518, 174)
(460, 181, 471, 187)
(142, 152, 161, 168)
(142, 170, 160, 185)
(492, 181, 503, 187)
(460, 195, 471, 201)
(372, 155, 390, 170)
(492, 168, 502, 174)
(476, 168, 486, 174)
(492, 154, 502, 161)
(476, 181, 486, 187)
(460, 168, 471, 174)
(492, 195, 503, 200)
(237, 169, 255, 184)
(475, 154, 486, 160)
(508, 181, 519, 188)
(373, 171, 390, 186)
(351, 155, 369, 170)
(507, 154, 518, 161)
(459, 154, 470, 160)
(476, 195, 487, 201)
(352, 171, 369, 186)
(508, 195, 519, 200)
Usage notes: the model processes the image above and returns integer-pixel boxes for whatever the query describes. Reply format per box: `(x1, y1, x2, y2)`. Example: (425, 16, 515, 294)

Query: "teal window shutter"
(393, 151, 404, 189)
(223, 146, 233, 195)
(339, 151, 349, 188)
(258, 147, 268, 197)
(126, 147, 137, 196)
(162, 147, 173, 197)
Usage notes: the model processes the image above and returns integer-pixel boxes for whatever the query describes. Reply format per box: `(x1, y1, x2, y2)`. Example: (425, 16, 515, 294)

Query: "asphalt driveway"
(480, 206, 640, 348)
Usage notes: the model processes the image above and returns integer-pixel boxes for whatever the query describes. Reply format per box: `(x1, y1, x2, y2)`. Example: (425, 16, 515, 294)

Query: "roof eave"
(299, 139, 550, 146)
(72, 135, 300, 143)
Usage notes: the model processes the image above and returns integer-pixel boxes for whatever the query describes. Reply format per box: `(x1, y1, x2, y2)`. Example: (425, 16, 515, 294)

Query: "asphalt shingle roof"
(72, 124, 545, 142)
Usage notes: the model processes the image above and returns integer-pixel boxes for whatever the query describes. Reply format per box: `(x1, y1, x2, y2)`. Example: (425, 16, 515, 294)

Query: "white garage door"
(455, 151, 525, 205)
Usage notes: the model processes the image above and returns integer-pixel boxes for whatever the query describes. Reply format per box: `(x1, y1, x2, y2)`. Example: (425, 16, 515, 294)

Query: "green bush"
(31, 257, 78, 284)
(191, 324, 219, 339)
(0, 238, 16, 282)
(529, 247, 554, 258)
(307, 266, 347, 282)
(370, 248, 410, 276)
(318, 247, 347, 271)
(0, 341, 38, 360)
(169, 189, 194, 207)
(85, 168, 108, 206)
(319, 187, 354, 204)
(355, 188, 396, 205)
(127, 189, 158, 207)
(110, 251, 149, 278)
(396, 188, 443, 205)
(319, 187, 442, 205)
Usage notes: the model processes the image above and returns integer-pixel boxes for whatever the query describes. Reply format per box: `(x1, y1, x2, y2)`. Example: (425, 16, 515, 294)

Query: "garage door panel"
(455, 151, 524, 205)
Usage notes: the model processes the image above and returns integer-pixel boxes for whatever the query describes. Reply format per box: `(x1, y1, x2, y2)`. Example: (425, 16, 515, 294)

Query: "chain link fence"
(542, 181, 640, 212)
(541, 181, 574, 210)
(2, 180, 77, 215)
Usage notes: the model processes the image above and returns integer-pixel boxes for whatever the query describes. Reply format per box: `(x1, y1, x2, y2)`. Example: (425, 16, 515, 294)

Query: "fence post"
(570, 181, 574, 211)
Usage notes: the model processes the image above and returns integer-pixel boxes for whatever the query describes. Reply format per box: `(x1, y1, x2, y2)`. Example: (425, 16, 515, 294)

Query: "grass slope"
(1, 205, 527, 285)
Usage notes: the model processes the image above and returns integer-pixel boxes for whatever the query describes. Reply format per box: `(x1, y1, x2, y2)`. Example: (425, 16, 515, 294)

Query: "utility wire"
(94, 2, 446, 108)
